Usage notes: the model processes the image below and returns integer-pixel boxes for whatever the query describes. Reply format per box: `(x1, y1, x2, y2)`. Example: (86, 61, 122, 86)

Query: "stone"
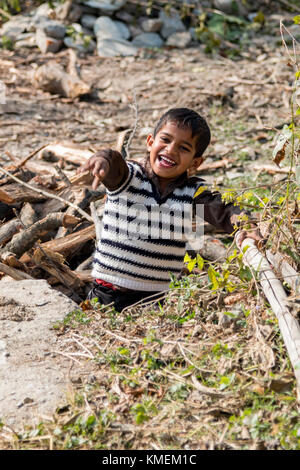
(214, 0, 248, 17)
(36, 29, 62, 53)
(83, 0, 127, 14)
(94, 16, 124, 40)
(166, 31, 192, 48)
(55, 0, 82, 23)
(0, 16, 32, 39)
(38, 19, 66, 39)
(128, 24, 143, 38)
(14, 33, 36, 49)
(132, 32, 164, 49)
(141, 18, 163, 33)
(115, 10, 134, 23)
(159, 10, 186, 39)
(115, 20, 131, 40)
(97, 38, 138, 57)
(64, 35, 96, 53)
(81, 14, 98, 30)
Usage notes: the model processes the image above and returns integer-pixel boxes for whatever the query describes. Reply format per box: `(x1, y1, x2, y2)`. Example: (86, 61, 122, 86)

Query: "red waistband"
(95, 279, 117, 291)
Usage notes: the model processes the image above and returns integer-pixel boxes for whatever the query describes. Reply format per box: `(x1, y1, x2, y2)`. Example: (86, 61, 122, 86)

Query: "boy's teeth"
(160, 156, 175, 165)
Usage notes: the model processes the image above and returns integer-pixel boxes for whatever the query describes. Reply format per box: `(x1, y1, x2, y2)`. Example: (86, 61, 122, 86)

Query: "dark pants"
(87, 282, 163, 312)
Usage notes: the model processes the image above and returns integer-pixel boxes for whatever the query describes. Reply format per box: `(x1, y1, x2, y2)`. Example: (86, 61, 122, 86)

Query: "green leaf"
(196, 253, 204, 270)
(293, 15, 300, 24)
(208, 265, 219, 290)
(296, 107, 300, 115)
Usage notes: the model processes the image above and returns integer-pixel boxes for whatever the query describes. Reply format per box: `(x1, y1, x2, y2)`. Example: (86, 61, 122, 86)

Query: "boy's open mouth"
(158, 155, 177, 168)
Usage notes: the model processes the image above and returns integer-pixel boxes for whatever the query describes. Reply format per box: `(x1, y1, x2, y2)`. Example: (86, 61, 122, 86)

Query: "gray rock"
(189, 27, 198, 41)
(83, 0, 127, 14)
(115, 20, 131, 40)
(115, 10, 134, 23)
(128, 24, 143, 38)
(166, 31, 192, 48)
(55, 1, 82, 23)
(132, 32, 163, 49)
(14, 33, 36, 49)
(159, 10, 186, 39)
(36, 29, 62, 53)
(94, 16, 129, 40)
(0, 16, 32, 39)
(97, 37, 138, 57)
(34, 2, 53, 18)
(64, 35, 96, 53)
(39, 19, 66, 39)
(141, 18, 163, 33)
(214, 0, 248, 16)
(81, 14, 98, 30)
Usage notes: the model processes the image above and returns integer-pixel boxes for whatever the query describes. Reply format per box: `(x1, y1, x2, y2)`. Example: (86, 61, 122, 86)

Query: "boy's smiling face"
(146, 121, 203, 188)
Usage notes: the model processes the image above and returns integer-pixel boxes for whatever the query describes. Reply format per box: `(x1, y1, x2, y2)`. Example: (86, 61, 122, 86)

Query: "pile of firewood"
(0, 142, 104, 302)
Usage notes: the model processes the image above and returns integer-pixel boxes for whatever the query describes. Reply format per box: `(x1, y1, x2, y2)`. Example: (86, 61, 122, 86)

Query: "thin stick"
(125, 89, 139, 159)
(0, 166, 93, 223)
(16, 144, 49, 168)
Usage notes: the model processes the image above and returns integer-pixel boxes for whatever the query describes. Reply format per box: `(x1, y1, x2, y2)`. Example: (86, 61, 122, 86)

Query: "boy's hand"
(78, 150, 112, 190)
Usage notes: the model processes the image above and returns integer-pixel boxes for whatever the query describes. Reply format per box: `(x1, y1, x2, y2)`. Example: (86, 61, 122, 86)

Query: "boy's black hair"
(153, 108, 211, 158)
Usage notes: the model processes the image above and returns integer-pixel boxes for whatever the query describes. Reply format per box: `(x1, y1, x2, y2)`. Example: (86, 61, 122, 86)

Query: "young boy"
(80, 108, 261, 312)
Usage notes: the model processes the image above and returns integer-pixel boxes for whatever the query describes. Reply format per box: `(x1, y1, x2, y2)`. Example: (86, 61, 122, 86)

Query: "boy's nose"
(166, 141, 177, 155)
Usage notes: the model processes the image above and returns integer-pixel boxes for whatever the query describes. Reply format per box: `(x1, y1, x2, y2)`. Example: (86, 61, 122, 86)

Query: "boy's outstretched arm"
(194, 189, 264, 247)
(78, 149, 129, 191)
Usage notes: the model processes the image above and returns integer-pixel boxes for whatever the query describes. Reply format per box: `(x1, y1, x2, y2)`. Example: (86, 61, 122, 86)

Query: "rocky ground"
(0, 0, 299, 450)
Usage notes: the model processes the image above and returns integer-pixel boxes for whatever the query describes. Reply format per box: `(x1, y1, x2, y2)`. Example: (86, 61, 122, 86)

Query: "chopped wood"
(1, 212, 80, 259)
(0, 219, 22, 246)
(197, 158, 232, 172)
(253, 164, 293, 174)
(237, 235, 300, 401)
(37, 142, 93, 166)
(0, 166, 93, 222)
(19, 202, 38, 228)
(0, 261, 34, 281)
(32, 247, 84, 290)
(33, 61, 91, 99)
(0, 182, 48, 204)
(20, 225, 96, 263)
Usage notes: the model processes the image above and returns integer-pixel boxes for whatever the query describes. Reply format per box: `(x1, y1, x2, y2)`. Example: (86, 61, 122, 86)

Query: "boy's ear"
(189, 156, 204, 170)
(146, 134, 154, 151)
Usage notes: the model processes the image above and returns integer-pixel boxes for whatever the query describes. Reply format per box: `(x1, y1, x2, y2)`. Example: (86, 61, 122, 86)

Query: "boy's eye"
(181, 146, 190, 152)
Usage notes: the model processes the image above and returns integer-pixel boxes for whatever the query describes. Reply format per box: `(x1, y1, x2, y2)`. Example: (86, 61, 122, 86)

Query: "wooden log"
(1, 212, 80, 258)
(32, 247, 84, 290)
(0, 219, 22, 246)
(33, 61, 91, 99)
(37, 142, 93, 166)
(20, 202, 37, 228)
(0, 261, 34, 280)
(55, 187, 94, 239)
(0, 182, 48, 204)
(237, 234, 300, 401)
(20, 225, 96, 263)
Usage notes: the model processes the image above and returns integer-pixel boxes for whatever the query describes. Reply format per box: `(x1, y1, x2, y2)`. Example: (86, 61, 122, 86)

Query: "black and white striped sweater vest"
(92, 161, 204, 291)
